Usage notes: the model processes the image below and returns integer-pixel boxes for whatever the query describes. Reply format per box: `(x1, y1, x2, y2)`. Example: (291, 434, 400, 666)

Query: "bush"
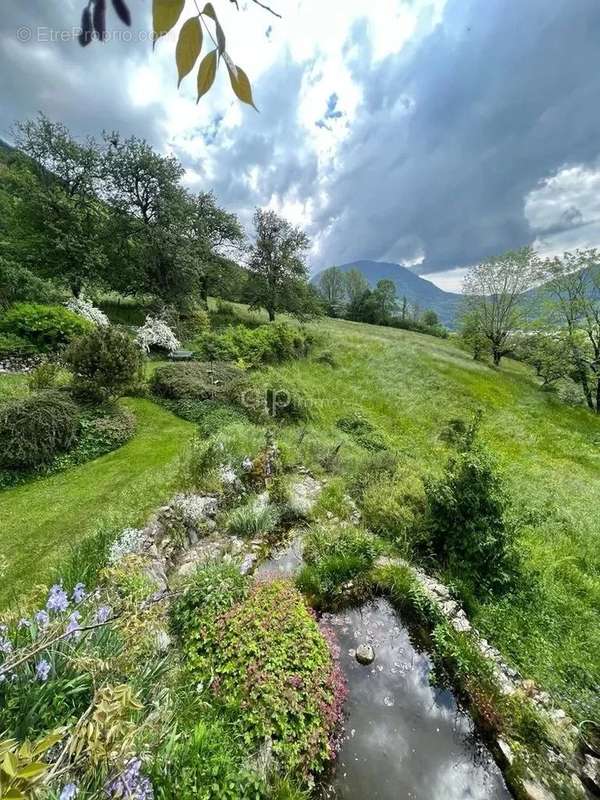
(297, 524, 382, 606)
(175, 572, 345, 780)
(0, 258, 63, 310)
(336, 413, 388, 451)
(0, 333, 36, 359)
(0, 391, 79, 469)
(27, 361, 62, 392)
(240, 378, 310, 422)
(314, 350, 337, 367)
(0, 303, 93, 351)
(135, 316, 180, 354)
(225, 501, 279, 538)
(194, 321, 310, 367)
(65, 325, 143, 402)
(361, 467, 427, 554)
(150, 362, 243, 401)
(424, 442, 515, 593)
(65, 296, 109, 326)
(158, 399, 248, 434)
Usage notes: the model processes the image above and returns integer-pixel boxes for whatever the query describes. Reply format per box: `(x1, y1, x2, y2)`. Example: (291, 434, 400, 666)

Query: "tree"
(245, 208, 312, 321)
(542, 249, 600, 411)
(422, 309, 439, 327)
(10, 115, 108, 297)
(318, 266, 347, 316)
(458, 308, 488, 360)
(513, 332, 572, 389)
(462, 247, 542, 366)
(345, 268, 369, 307)
(373, 279, 397, 321)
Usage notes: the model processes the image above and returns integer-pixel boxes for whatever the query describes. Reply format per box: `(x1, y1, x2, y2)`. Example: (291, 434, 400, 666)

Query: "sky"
(2, 0, 600, 292)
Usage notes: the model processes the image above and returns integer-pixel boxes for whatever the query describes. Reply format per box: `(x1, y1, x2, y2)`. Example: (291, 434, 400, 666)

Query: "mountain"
(313, 260, 463, 326)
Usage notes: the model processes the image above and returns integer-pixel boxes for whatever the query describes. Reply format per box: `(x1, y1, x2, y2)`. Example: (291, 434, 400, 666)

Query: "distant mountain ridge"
(313, 260, 463, 326)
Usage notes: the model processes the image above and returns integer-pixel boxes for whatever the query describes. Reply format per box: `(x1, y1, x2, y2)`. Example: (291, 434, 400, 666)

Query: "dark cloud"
(314, 0, 600, 273)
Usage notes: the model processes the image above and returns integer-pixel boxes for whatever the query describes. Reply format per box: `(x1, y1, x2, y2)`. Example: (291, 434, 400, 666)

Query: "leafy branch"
(77, 0, 281, 109)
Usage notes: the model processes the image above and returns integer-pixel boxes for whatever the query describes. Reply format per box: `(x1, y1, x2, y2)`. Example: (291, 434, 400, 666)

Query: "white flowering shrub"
(108, 527, 146, 564)
(135, 316, 180, 354)
(65, 297, 109, 327)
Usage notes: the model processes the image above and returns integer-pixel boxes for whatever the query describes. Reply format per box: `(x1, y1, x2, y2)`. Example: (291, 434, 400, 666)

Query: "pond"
(256, 540, 511, 800)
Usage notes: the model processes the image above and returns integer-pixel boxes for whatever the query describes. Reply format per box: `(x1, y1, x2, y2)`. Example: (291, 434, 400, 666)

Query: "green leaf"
(16, 762, 47, 780)
(176, 16, 203, 87)
(201, 2, 226, 54)
(4, 790, 26, 800)
(2, 752, 19, 777)
(153, 0, 185, 45)
(226, 61, 258, 111)
(197, 50, 218, 103)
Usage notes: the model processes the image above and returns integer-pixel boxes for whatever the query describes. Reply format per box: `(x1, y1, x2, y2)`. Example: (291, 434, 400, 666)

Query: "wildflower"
(0, 637, 13, 655)
(72, 582, 86, 604)
(0, 624, 7, 635)
(66, 611, 82, 639)
(35, 610, 50, 629)
(105, 758, 154, 800)
(95, 605, 112, 624)
(59, 783, 78, 800)
(47, 584, 69, 614)
(35, 659, 51, 682)
(18, 618, 31, 629)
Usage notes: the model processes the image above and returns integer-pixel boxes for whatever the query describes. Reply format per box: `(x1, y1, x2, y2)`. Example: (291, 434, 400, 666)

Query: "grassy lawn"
(0, 398, 194, 606)
(262, 316, 600, 722)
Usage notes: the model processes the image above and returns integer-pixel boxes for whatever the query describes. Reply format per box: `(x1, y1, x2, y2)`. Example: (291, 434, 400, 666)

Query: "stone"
(522, 679, 537, 696)
(497, 738, 514, 766)
(153, 627, 172, 653)
(288, 476, 322, 517)
(581, 754, 600, 794)
(240, 553, 257, 575)
(521, 779, 556, 800)
(451, 612, 472, 633)
(355, 644, 375, 665)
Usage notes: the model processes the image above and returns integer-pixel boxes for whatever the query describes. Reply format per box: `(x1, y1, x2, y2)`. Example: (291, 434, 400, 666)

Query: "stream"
(257, 540, 512, 800)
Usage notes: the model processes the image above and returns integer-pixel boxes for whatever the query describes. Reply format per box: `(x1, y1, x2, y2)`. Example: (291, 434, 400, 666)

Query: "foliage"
(150, 361, 243, 401)
(297, 524, 382, 606)
(157, 398, 248, 434)
(245, 209, 315, 322)
(0, 333, 36, 359)
(461, 247, 542, 366)
(66, 296, 109, 326)
(0, 730, 63, 800)
(0, 304, 93, 352)
(27, 361, 62, 393)
(225, 501, 279, 538)
(176, 573, 345, 780)
(317, 266, 347, 317)
(314, 350, 337, 367)
(195, 321, 311, 366)
(360, 467, 427, 554)
(66, 325, 143, 402)
(336, 412, 388, 451)
(0, 391, 79, 469)
(424, 437, 516, 595)
(0, 258, 62, 311)
(135, 316, 180, 354)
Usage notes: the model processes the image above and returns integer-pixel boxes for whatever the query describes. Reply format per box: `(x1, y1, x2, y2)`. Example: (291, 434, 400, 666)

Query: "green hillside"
(262, 316, 600, 722)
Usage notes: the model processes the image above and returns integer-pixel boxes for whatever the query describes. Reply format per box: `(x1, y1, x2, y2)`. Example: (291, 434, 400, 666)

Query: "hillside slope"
(313, 260, 463, 324)
(265, 317, 600, 722)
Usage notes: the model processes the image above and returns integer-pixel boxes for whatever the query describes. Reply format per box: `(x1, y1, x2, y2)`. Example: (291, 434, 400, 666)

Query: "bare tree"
(461, 247, 542, 366)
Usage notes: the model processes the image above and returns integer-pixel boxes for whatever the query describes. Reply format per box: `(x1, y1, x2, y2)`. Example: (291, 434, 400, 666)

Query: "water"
(323, 600, 511, 800)
(255, 541, 511, 800)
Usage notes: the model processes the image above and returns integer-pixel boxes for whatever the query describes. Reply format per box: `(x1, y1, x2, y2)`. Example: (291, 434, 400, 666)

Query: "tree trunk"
(267, 307, 275, 322)
(492, 348, 502, 366)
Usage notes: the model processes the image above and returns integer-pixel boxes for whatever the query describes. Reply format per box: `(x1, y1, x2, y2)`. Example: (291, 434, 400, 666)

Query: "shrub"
(314, 350, 337, 367)
(135, 316, 180, 354)
(336, 413, 388, 451)
(176, 573, 345, 780)
(424, 442, 515, 594)
(240, 378, 310, 422)
(348, 450, 399, 500)
(65, 296, 109, 326)
(225, 501, 279, 538)
(65, 326, 143, 402)
(27, 361, 62, 392)
(0, 333, 36, 359)
(159, 399, 248, 434)
(150, 362, 243, 401)
(0, 303, 93, 352)
(0, 258, 63, 310)
(0, 391, 79, 468)
(361, 467, 427, 554)
(297, 524, 382, 606)
(194, 321, 310, 367)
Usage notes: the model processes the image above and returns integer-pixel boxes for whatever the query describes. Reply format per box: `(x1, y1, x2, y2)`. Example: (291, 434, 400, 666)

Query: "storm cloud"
(2, 0, 600, 287)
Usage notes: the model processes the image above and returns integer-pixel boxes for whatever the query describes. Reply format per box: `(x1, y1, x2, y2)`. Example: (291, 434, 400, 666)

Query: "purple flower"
(66, 611, 82, 639)
(47, 584, 69, 614)
(72, 583, 86, 604)
(59, 783, 78, 800)
(105, 758, 153, 800)
(35, 659, 51, 682)
(18, 618, 31, 629)
(95, 605, 112, 624)
(35, 610, 50, 629)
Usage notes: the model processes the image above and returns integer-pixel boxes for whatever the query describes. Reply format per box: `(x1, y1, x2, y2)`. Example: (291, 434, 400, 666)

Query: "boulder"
(582, 754, 600, 795)
(355, 644, 375, 665)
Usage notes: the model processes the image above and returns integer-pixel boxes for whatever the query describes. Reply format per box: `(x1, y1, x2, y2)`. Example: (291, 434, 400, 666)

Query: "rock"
(451, 612, 471, 633)
(570, 774, 587, 798)
(581, 754, 600, 795)
(143, 559, 169, 592)
(355, 644, 375, 665)
(153, 627, 172, 653)
(288, 476, 322, 517)
(240, 554, 257, 575)
(497, 738, 514, 766)
(441, 599, 459, 617)
(522, 679, 537, 696)
(521, 779, 556, 800)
